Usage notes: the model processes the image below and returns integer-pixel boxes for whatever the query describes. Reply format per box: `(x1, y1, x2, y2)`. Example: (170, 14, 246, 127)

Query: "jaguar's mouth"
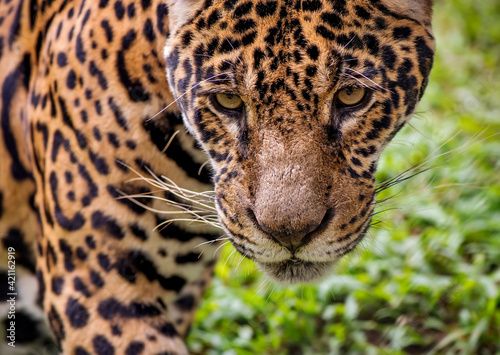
(258, 258, 337, 285)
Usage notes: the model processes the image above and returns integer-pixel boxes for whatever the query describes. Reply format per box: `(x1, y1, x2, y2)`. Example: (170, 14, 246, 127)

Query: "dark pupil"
(226, 94, 234, 100)
(345, 88, 354, 96)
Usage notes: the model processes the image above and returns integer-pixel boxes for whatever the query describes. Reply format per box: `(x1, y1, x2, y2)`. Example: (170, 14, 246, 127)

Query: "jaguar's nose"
(249, 207, 334, 251)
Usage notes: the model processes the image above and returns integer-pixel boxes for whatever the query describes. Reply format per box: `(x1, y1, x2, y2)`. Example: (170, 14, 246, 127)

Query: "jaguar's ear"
(381, 0, 433, 29)
(166, 0, 205, 33)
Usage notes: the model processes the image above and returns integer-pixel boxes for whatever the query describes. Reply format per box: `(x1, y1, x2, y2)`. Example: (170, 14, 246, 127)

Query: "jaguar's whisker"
(341, 57, 361, 63)
(236, 252, 249, 270)
(224, 39, 243, 65)
(221, 249, 238, 274)
(116, 163, 204, 204)
(252, 279, 271, 300)
(336, 35, 356, 55)
(146, 72, 232, 122)
(371, 207, 400, 217)
(374, 130, 489, 194)
(343, 67, 386, 92)
(141, 168, 217, 211)
(193, 54, 234, 66)
(214, 240, 231, 258)
(197, 235, 227, 258)
(119, 192, 214, 213)
(121, 191, 216, 216)
(342, 73, 371, 89)
(159, 176, 217, 200)
(156, 218, 221, 229)
(114, 191, 217, 225)
(266, 283, 278, 301)
(195, 236, 229, 249)
(371, 207, 437, 228)
(161, 130, 180, 154)
(375, 135, 460, 192)
(198, 161, 210, 176)
(376, 182, 481, 207)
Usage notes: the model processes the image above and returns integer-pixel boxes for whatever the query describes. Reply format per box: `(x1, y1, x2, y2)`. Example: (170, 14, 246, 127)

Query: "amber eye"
(336, 87, 366, 107)
(215, 93, 243, 110)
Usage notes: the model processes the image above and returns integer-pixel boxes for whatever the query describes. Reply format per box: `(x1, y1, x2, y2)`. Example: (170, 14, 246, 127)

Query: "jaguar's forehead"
(170, 0, 429, 53)
(167, 0, 431, 95)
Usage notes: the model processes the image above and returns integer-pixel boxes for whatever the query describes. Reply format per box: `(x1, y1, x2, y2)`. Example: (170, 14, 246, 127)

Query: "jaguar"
(0, 0, 434, 353)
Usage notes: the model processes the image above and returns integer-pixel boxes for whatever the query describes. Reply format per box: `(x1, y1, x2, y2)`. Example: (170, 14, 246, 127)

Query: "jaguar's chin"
(258, 259, 337, 285)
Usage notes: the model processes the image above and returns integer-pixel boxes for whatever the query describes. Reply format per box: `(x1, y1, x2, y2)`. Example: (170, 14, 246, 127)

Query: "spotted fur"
(0, 0, 434, 353)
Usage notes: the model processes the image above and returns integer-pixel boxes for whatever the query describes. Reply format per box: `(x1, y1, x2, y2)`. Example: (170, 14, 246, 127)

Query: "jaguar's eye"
(336, 87, 366, 107)
(215, 93, 243, 110)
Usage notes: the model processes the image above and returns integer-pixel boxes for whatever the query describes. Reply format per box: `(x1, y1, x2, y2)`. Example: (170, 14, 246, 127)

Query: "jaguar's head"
(164, 0, 435, 283)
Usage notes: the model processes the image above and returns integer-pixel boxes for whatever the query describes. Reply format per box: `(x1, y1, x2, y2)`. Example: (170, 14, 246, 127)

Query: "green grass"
(189, 1, 500, 353)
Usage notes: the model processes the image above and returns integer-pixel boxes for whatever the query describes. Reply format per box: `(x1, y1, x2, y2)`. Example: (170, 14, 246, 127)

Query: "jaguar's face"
(165, 0, 434, 283)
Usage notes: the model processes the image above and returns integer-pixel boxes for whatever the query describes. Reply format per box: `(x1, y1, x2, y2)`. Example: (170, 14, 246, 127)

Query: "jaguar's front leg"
(29, 70, 219, 355)
(33, 169, 218, 354)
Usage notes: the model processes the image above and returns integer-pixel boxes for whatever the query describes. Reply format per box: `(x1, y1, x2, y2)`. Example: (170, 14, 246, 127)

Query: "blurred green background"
(189, 1, 500, 354)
